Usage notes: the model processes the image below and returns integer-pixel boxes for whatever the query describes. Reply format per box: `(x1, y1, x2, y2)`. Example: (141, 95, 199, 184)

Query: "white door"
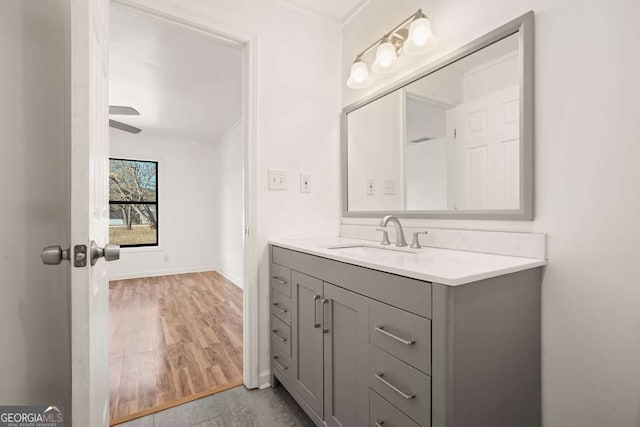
(70, 0, 112, 425)
(452, 85, 520, 210)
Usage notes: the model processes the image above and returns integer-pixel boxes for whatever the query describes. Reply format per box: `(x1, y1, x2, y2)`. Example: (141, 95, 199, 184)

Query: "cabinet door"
(323, 282, 369, 427)
(291, 270, 324, 419)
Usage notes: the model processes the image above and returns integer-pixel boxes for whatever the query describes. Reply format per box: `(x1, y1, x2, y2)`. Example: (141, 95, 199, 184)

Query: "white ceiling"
(280, 0, 370, 24)
(109, 8, 243, 144)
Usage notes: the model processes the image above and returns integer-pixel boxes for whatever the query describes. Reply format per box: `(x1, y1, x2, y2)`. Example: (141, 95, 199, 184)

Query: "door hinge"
(454, 128, 457, 138)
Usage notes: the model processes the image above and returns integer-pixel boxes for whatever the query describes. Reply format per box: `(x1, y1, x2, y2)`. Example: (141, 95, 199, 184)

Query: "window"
(109, 158, 158, 247)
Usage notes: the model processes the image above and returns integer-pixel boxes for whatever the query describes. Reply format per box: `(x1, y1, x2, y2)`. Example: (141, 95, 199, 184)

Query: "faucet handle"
(376, 227, 391, 246)
(410, 231, 429, 249)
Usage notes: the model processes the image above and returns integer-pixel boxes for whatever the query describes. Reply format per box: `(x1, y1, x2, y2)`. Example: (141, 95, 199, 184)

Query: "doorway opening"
(106, 4, 256, 424)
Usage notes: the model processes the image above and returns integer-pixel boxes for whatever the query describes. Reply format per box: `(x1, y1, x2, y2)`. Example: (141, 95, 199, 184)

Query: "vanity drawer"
(271, 320, 292, 378)
(370, 299, 431, 374)
(271, 263, 292, 297)
(272, 246, 431, 318)
(271, 315, 291, 358)
(369, 346, 431, 427)
(271, 289, 292, 325)
(272, 351, 292, 378)
(370, 389, 420, 427)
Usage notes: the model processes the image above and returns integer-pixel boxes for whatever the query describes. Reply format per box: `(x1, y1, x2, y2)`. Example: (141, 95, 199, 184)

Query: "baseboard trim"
(258, 369, 272, 389)
(109, 266, 218, 281)
(217, 269, 244, 289)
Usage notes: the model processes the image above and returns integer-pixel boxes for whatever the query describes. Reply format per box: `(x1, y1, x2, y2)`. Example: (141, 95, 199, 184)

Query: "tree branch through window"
(109, 159, 158, 247)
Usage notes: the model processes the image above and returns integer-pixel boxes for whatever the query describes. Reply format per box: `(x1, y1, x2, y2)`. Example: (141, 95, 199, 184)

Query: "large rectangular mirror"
(343, 12, 534, 219)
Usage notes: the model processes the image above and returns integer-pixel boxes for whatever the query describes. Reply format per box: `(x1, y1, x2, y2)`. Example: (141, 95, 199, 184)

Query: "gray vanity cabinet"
(291, 271, 325, 418)
(323, 282, 369, 427)
(270, 244, 542, 427)
(288, 271, 369, 426)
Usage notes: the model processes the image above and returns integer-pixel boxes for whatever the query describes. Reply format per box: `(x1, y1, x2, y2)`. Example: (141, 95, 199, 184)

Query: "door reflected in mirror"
(346, 32, 523, 214)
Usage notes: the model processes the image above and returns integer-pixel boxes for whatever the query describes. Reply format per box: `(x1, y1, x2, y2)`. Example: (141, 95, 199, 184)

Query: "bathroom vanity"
(269, 237, 545, 427)
(270, 10, 541, 427)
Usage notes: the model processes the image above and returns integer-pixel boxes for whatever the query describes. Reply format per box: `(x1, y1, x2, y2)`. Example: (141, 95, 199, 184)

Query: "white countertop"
(270, 237, 546, 286)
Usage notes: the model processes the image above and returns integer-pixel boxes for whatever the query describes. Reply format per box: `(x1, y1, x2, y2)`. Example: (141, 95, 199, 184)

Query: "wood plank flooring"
(109, 271, 243, 423)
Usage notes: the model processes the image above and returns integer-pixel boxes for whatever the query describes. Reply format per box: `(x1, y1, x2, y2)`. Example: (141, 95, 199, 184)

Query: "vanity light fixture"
(405, 10, 436, 54)
(346, 9, 436, 89)
(372, 35, 399, 74)
(346, 56, 372, 89)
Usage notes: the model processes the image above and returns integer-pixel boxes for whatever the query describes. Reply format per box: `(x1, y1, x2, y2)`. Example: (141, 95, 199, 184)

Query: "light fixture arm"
(355, 9, 427, 58)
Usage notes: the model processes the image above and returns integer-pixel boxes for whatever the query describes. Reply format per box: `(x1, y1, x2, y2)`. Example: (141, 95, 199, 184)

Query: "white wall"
(211, 121, 245, 288)
(121, 0, 343, 385)
(343, 1, 640, 426)
(109, 131, 219, 279)
(0, 0, 70, 410)
(347, 90, 404, 211)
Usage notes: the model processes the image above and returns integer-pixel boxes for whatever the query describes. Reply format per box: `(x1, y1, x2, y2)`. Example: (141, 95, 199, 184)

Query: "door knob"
(90, 241, 120, 266)
(41, 246, 71, 265)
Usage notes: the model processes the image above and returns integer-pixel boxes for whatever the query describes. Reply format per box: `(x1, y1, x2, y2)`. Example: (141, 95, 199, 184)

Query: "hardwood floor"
(109, 271, 243, 424)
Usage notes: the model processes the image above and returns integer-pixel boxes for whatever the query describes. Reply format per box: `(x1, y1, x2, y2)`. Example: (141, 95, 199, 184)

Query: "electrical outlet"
(384, 179, 397, 195)
(300, 174, 311, 193)
(366, 178, 375, 195)
(268, 170, 287, 191)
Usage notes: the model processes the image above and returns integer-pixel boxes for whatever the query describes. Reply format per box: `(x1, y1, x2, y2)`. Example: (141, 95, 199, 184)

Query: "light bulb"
(372, 38, 399, 74)
(409, 17, 432, 47)
(404, 15, 436, 55)
(351, 61, 368, 83)
(376, 40, 396, 68)
(346, 58, 372, 89)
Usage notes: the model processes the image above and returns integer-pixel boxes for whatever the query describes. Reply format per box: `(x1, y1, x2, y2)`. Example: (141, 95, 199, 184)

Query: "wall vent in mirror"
(342, 12, 534, 220)
(346, 9, 437, 89)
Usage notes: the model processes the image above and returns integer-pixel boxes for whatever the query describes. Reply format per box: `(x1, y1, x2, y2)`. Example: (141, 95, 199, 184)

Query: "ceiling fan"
(109, 105, 142, 134)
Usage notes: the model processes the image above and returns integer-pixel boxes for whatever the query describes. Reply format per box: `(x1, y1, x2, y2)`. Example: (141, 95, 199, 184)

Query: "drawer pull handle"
(313, 294, 321, 328)
(272, 329, 287, 342)
(273, 356, 288, 370)
(375, 372, 415, 400)
(375, 421, 385, 427)
(273, 276, 288, 285)
(321, 298, 330, 334)
(375, 326, 415, 346)
(272, 302, 288, 313)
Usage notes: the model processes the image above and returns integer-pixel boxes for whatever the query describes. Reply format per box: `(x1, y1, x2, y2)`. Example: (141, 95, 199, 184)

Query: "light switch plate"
(384, 179, 397, 195)
(268, 170, 287, 191)
(300, 174, 311, 193)
(366, 178, 375, 195)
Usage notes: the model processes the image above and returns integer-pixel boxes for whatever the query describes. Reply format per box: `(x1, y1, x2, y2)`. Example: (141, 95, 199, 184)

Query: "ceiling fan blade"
(109, 105, 140, 116)
(109, 119, 142, 134)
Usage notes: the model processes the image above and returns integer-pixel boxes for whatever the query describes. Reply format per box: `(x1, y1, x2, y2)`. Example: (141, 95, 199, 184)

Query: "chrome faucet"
(379, 215, 408, 247)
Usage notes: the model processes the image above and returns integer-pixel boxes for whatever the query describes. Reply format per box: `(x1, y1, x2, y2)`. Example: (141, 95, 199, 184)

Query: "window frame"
(108, 157, 160, 248)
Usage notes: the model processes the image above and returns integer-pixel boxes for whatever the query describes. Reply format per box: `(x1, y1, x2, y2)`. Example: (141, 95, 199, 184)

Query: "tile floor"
(118, 385, 314, 427)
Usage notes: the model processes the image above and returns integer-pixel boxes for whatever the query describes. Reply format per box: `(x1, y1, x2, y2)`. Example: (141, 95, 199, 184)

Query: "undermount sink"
(324, 244, 418, 255)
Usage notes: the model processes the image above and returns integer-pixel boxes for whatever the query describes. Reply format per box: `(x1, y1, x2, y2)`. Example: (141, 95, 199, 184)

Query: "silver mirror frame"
(342, 11, 534, 220)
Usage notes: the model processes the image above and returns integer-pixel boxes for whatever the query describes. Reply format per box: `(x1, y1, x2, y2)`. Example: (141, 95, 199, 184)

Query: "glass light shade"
(346, 59, 372, 89)
(404, 17, 437, 55)
(372, 40, 399, 74)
